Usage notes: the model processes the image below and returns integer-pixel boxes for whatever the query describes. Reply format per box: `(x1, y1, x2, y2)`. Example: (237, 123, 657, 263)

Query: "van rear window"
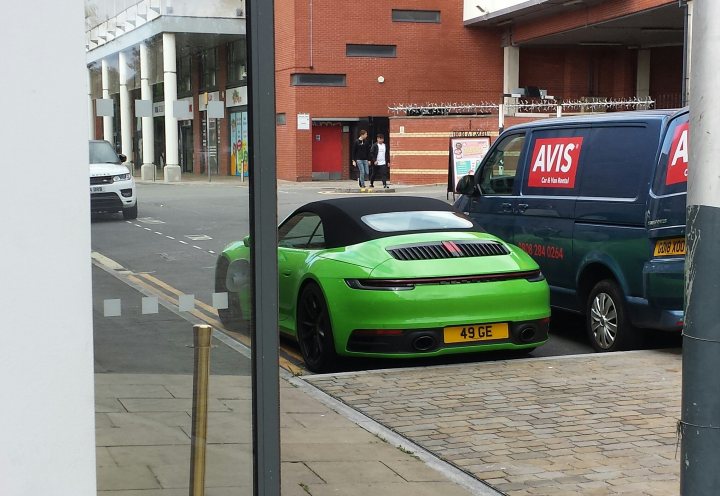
(652, 113, 689, 196)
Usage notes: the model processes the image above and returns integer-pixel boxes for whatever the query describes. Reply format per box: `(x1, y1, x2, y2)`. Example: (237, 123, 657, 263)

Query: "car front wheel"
(122, 203, 138, 220)
(296, 283, 337, 373)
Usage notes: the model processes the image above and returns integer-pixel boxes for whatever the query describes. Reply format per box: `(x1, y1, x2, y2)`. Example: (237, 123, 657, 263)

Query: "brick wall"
(520, 46, 636, 100)
(274, 0, 505, 181)
(389, 113, 545, 186)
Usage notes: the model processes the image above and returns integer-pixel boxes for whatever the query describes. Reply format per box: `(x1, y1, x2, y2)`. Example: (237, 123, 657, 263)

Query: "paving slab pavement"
(305, 350, 682, 496)
(95, 373, 483, 495)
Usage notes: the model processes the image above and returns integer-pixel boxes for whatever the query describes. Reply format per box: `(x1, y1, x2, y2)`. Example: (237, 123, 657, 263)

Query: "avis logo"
(528, 137, 584, 189)
(666, 122, 688, 186)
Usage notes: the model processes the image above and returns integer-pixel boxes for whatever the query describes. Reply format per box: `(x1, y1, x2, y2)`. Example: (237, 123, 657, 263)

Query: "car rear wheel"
(215, 258, 247, 330)
(586, 279, 640, 352)
(296, 283, 337, 373)
(122, 203, 138, 220)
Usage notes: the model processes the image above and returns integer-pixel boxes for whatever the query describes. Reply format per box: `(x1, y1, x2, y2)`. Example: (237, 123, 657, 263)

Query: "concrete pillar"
(503, 46, 520, 116)
(681, 0, 720, 492)
(636, 49, 651, 109)
(101, 58, 114, 145)
(140, 42, 155, 180)
(88, 68, 95, 140)
(118, 51, 133, 168)
(163, 33, 181, 182)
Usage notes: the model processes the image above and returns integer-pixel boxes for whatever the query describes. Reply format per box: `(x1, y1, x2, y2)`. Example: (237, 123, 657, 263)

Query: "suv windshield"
(89, 141, 120, 164)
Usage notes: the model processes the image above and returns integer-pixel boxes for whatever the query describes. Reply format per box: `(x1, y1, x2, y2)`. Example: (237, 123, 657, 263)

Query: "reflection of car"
(215, 196, 550, 372)
(89, 140, 137, 219)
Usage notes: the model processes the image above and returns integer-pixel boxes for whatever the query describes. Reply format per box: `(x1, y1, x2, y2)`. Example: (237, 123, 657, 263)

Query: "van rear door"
(646, 111, 689, 312)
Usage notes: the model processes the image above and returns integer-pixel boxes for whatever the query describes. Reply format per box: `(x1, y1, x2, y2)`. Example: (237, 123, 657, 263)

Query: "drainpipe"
(309, 0, 313, 68)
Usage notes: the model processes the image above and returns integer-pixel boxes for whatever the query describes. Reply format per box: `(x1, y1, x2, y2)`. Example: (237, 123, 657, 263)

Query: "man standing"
(352, 129, 371, 187)
(370, 133, 390, 188)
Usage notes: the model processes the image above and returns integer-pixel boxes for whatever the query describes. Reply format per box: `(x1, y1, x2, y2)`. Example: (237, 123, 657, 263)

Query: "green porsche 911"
(215, 196, 550, 372)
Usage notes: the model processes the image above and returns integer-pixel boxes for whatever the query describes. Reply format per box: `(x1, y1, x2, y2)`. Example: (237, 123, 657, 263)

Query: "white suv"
(89, 140, 137, 219)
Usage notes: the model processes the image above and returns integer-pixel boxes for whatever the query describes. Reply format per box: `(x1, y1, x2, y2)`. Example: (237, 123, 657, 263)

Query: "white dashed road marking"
(126, 220, 217, 256)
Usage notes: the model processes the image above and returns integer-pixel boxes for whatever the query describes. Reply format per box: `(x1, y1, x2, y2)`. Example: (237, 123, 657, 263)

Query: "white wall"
(0, 1, 96, 495)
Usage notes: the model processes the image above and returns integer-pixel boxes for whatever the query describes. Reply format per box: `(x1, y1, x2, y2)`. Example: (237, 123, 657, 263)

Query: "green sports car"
(215, 196, 550, 372)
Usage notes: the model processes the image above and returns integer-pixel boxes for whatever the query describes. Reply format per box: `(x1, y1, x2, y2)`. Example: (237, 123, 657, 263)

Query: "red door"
(312, 124, 342, 176)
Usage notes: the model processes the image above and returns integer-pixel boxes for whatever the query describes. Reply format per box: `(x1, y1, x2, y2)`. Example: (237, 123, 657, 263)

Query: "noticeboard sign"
(448, 137, 491, 192)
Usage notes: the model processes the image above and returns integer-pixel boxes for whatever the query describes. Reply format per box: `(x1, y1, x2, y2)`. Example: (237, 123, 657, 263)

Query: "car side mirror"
(243, 235, 250, 247)
(118, 154, 127, 163)
(456, 175, 477, 196)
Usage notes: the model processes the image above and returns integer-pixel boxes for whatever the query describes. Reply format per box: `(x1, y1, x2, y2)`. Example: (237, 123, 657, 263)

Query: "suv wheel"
(122, 203, 138, 220)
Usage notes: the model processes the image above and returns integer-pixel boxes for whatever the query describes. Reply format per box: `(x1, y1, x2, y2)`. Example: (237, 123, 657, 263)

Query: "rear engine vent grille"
(387, 241, 509, 261)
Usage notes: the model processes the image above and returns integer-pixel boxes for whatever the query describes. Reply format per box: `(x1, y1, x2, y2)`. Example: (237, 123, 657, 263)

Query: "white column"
(163, 33, 181, 182)
(140, 42, 155, 180)
(636, 49, 651, 109)
(88, 68, 95, 139)
(503, 46, 520, 117)
(101, 58, 114, 145)
(118, 51, 133, 168)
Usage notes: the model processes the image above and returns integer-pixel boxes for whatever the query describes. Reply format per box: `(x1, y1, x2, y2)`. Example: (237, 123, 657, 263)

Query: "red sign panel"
(666, 122, 689, 186)
(528, 137, 584, 189)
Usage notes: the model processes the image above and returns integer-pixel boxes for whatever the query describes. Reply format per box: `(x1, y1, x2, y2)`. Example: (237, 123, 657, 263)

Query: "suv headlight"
(112, 173, 131, 182)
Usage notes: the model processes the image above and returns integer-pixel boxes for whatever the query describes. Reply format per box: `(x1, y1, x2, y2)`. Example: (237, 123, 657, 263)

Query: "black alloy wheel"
(296, 283, 337, 373)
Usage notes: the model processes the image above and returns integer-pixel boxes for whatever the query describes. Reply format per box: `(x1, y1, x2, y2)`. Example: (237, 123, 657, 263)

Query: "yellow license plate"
(653, 237, 686, 257)
(443, 323, 509, 344)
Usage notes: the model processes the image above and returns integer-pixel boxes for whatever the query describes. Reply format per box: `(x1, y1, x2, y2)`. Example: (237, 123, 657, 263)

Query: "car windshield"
(361, 211, 474, 232)
(89, 141, 120, 164)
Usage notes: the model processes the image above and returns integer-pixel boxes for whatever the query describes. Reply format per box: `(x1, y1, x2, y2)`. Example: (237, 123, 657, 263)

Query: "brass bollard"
(190, 324, 212, 496)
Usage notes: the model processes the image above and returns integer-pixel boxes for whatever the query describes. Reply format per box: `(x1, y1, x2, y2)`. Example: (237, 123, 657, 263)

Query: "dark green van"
(455, 108, 688, 351)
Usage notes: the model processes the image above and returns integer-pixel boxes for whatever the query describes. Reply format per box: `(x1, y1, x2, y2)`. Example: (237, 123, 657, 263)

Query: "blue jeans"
(356, 160, 370, 186)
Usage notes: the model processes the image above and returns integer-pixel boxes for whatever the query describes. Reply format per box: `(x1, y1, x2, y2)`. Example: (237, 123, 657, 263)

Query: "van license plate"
(654, 237, 686, 257)
(91, 186, 104, 193)
(444, 323, 509, 343)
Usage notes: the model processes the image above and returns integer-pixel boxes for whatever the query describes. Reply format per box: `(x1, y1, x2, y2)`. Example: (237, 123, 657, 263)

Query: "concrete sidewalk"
(95, 373, 484, 496)
(132, 170, 446, 194)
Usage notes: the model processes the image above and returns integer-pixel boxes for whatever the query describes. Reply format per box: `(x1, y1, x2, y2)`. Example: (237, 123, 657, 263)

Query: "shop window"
(346, 44, 397, 58)
(200, 48, 217, 90)
(228, 38, 247, 85)
(392, 9, 440, 23)
(291, 74, 346, 87)
(177, 55, 192, 96)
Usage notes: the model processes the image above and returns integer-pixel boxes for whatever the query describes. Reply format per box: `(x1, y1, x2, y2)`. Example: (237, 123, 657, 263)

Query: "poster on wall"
(230, 110, 249, 177)
(447, 136, 491, 193)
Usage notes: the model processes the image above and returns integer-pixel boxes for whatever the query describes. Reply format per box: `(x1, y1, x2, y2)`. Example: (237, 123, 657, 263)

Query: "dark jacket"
(370, 142, 390, 165)
(352, 138, 371, 161)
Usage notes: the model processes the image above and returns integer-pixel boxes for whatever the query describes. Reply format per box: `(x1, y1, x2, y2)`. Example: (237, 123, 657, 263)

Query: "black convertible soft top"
(292, 196, 482, 248)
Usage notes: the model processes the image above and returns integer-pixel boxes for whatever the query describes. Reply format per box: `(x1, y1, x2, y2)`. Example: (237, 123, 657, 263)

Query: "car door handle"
(282, 270, 292, 276)
(501, 202, 513, 213)
(517, 203, 529, 213)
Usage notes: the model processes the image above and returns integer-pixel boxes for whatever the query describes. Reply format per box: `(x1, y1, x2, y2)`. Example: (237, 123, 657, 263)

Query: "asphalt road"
(91, 180, 678, 372)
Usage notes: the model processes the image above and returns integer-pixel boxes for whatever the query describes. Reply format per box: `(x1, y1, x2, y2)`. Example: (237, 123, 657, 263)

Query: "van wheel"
(586, 280, 639, 352)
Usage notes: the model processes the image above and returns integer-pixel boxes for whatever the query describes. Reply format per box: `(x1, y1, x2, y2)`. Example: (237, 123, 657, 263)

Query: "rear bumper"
(637, 257, 684, 330)
(347, 318, 549, 355)
(323, 276, 551, 357)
